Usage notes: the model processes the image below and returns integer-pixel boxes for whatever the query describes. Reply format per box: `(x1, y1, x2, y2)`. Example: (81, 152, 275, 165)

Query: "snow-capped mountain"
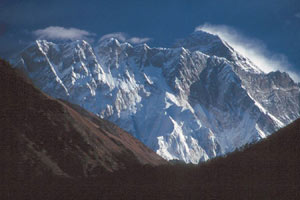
(11, 30, 300, 163)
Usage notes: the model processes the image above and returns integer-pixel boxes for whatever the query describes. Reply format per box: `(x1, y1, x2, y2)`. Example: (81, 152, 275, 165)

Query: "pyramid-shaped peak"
(175, 30, 225, 49)
(174, 30, 235, 62)
(98, 37, 122, 48)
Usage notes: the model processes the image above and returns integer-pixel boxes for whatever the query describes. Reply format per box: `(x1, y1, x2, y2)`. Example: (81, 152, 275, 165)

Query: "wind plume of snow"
(195, 23, 300, 81)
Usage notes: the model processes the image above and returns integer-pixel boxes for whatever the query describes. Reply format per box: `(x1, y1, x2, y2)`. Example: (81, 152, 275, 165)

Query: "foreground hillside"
(1, 59, 300, 200)
(0, 59, 166, 181)
(3, 115, 300, 200)
(19, 116, 299, 200)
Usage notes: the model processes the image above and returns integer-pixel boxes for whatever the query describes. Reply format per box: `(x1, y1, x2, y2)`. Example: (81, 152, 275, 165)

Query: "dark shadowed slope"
(0, 59, 166, 181)
(81, 117, 300, 200)
(187, 116, 300, 199)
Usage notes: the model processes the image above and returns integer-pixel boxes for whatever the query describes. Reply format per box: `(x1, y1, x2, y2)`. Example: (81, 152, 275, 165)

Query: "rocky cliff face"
(11, 30, 300, 163)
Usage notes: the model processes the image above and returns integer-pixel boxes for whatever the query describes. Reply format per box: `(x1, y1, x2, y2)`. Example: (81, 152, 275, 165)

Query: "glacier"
(11, 30, 300, 163)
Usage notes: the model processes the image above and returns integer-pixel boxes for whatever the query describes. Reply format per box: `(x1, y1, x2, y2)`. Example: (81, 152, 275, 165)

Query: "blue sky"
(1, 0, 300, 79)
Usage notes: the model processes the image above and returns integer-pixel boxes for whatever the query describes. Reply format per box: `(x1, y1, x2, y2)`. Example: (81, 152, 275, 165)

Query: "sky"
(1, 0, 300, 80)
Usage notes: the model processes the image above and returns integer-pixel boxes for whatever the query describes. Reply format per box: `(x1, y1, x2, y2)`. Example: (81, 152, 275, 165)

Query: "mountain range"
(11, 30, 300, 163)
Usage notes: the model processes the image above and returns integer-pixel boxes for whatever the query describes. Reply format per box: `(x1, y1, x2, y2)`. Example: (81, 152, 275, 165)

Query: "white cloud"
(99, 32, 151, 44)
(127, 37, 151, 44)
(195, 23, 300, 81)
(99, 32, 127, 42)
(33, 26, 94, 41)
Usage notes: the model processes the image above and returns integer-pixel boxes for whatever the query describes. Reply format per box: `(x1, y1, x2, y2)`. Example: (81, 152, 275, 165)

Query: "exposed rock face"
(11, 30, 300, 163)
(0, 60, 167, 179)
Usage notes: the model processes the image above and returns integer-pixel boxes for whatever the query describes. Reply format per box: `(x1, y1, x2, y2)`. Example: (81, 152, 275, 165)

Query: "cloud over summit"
(33, 26, 95, 41)
(99, 32, 151, 44)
